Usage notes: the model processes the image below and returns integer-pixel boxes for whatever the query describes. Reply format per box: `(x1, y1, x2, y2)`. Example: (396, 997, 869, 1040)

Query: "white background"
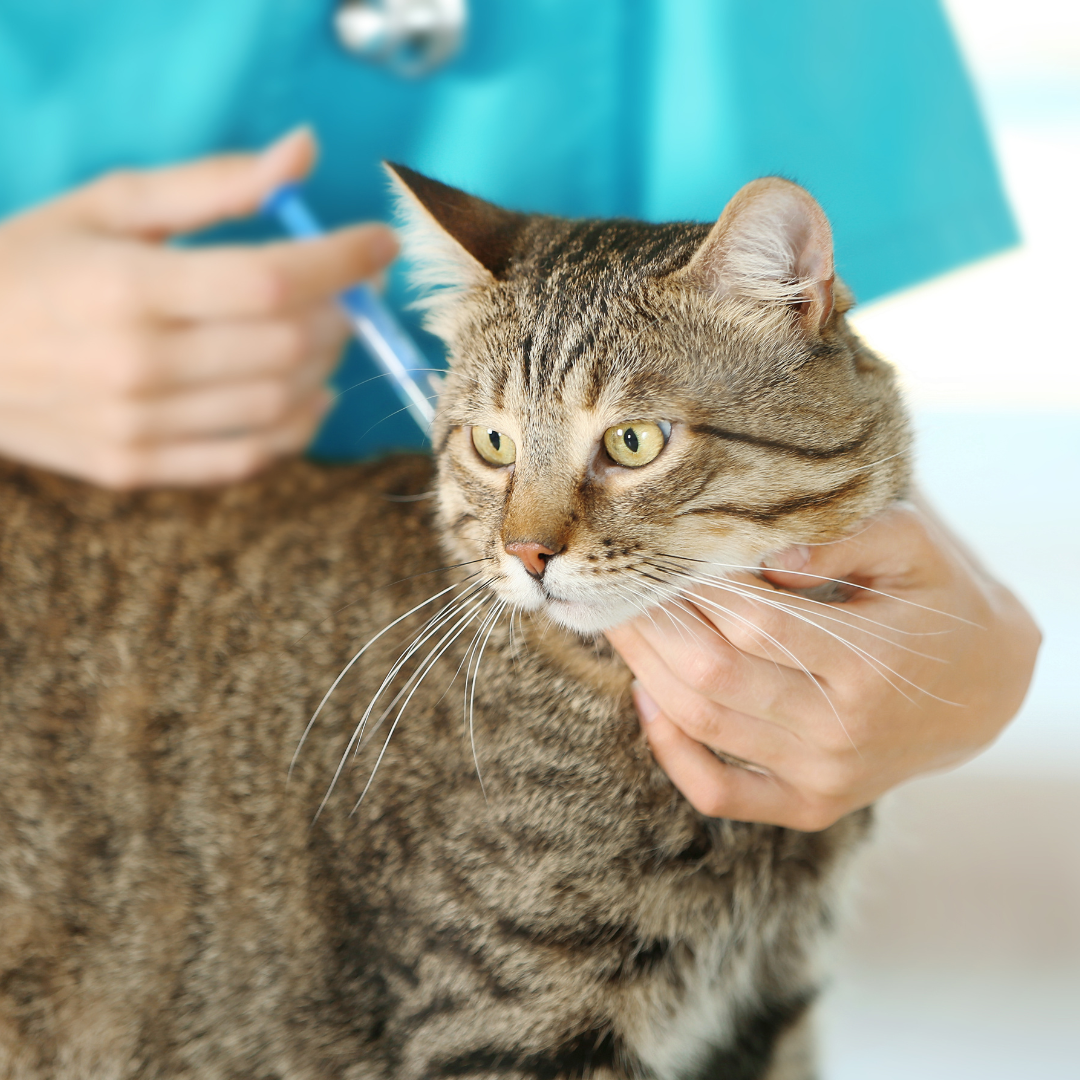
(821, 2, 1080, 1075)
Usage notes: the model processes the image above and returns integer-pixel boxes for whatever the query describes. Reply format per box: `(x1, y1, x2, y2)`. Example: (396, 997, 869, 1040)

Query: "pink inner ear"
(680, 177, 837, 333)
(792, 212, 835, 329)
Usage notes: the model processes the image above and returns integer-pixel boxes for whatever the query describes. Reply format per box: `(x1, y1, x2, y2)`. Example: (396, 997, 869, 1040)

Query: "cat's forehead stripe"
(692, 421, 877, 460)
(682, 473, 871, 525)
(480, 219, 715, 414)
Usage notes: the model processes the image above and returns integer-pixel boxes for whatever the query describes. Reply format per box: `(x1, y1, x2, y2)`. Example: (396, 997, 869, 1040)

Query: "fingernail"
(761, 544, 810, 572)
(631, 681, 661, 724)
(366, 226, 400, 266)
(257, 126, 316, 181)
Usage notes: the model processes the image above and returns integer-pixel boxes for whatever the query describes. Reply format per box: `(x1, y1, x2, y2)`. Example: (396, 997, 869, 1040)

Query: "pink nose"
(505, 541, 556, 579)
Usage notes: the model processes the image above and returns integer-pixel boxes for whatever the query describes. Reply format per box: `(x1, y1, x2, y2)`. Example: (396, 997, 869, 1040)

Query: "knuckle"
(680, 647, 732, 697)
(271, 320, 310, 369)
(752, 677, 786, 720)
(747, 603, 784, 645)
(102, 401, 148, 447)
(723, 606, 780, 654)
(247, 263, 290, 314)
(254, 381, 294, 425)
(92, 447, 146, 491)
(815, 719, 859, 757)
(685, 782, 730, 820)
(102, 335, 156, 395)
(790, 798, 846, 833)
(675, 698, 726, 745)
(806, 757, 859, 801)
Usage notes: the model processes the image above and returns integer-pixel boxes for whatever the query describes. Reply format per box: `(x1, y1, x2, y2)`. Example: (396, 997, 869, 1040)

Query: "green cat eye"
(603, 420, 667, 467)
(471, 426, 517, 466)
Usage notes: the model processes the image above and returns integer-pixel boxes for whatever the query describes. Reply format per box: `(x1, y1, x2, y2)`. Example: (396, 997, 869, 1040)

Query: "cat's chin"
(493, 575, 646, 635)
(540, 596, 641, 636)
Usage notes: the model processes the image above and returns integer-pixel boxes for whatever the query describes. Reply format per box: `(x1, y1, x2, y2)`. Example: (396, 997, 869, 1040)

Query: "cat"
(0, 167, 909, 1079)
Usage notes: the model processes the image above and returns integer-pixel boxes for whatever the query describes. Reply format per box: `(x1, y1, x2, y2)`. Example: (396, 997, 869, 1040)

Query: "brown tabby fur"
(0, 172, 909, 1079)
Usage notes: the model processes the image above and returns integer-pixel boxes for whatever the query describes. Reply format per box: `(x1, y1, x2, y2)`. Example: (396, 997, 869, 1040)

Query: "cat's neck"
(517, 613, 633, 700)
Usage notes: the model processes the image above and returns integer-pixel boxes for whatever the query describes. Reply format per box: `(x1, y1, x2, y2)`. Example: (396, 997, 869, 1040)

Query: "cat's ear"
(675, 177, 836, 332)
(384, 162, 527, 287)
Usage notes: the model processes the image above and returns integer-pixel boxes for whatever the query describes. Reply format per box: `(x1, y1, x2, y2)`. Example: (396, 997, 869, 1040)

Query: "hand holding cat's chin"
(0, 128, 398, 489)
(604, 497, 1041, 833)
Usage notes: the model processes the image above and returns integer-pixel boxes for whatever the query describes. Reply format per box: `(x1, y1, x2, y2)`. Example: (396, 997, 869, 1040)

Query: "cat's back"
(0, 454, 442, 1078)
(0, 453, 440, 773)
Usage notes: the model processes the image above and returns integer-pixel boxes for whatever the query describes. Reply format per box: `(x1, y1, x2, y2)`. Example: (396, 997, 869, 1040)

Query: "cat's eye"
(603, 420, 668, 467)
(471, 426, 517, 466)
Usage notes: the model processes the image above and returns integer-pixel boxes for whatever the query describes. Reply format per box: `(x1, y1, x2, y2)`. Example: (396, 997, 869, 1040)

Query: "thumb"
(759, 528, 875, 593)
(70, 127, 317, 237)
(759, 504, 924, 594)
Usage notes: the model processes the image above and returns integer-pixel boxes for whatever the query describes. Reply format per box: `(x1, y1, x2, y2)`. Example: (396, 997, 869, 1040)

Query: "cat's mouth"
(505, 571, 658, 635)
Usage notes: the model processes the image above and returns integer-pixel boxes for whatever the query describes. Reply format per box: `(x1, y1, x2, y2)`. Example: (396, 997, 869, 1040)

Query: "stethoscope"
(335, 0, 466, 77)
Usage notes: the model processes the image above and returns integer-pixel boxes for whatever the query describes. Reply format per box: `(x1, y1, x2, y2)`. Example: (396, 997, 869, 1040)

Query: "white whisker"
(650, 557, 951, 641)
(638, 569, 853, 750)
(652, 563, 950, 661)
(680, 587, 856, 750)
(349, 595, 498, 815)
(467, 601, 507, 800)
(355, 589, 499, 753)
(314, 586, 493, 821)
(709, 578, 961, 707)
(675, 574, 954, 711)
(655, 552, 978, 628)
(290, 574, 483, 780)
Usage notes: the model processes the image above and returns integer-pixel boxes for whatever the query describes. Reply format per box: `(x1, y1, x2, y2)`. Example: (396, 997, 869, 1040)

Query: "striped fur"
(0, 173, 909, 1079)
(390, 169, 910, 636)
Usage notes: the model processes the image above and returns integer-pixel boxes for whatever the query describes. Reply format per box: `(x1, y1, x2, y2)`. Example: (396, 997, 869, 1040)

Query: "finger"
(640, 709, 836, 829)
(140, 225, 399, 320)
(128, 306, 348, 393)
(608, 618, 819, 734)
(69, 128, 316, 237)
(99, 373, 334, 445)
(759, 503, 933, 595)
(627, 670, 798, 772)
(0, 390, 329, 489)
(676, 571, 901, 677)
(98, 392, 330, 489)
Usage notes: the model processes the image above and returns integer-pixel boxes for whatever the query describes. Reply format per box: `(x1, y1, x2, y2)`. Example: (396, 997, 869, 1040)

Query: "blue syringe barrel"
(263, 184, 436, 433)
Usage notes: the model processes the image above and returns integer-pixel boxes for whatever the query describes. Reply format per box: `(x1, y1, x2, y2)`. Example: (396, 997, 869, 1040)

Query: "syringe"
(263, 185, 436, 434)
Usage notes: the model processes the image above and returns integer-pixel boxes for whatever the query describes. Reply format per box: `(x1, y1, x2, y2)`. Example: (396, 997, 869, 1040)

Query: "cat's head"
(389, 165, 910, 635)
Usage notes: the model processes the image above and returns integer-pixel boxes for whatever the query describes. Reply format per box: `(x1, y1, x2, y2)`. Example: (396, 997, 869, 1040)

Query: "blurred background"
(1, 2, 1073, 1071)
(820, 1, 1080, 1075)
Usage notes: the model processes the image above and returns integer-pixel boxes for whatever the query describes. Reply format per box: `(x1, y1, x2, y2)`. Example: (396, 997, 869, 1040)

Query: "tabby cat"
(0, 167, 909, 1079)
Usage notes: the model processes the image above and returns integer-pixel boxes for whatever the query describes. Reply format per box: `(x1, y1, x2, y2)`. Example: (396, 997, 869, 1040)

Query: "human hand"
(605, 496, 1041, 831)
(0, 129, 399, 488)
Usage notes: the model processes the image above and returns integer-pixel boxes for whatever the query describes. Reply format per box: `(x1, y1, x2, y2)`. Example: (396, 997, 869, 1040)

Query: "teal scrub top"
(0, 0, 1016, 459)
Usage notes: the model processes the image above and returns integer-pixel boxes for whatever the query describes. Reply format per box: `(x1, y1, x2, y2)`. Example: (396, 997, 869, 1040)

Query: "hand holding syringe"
(264, 185, 436, 434)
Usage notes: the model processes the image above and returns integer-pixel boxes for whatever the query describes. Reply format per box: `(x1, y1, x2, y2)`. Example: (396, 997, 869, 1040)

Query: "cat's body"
(0, 173, 908, 1079)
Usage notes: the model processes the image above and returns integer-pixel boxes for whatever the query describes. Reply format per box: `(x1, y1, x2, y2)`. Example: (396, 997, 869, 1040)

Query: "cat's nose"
(505, 541, 556, 579)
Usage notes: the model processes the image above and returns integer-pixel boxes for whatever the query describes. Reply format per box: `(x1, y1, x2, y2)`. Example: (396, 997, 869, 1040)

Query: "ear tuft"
(676, 177, 836, 332)
(385, 163, 527, 279)
(385, 163, 529, 342)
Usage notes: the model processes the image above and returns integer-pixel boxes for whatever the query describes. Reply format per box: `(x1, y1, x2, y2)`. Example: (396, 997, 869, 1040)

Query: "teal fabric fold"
(0, 0, 1016, 458)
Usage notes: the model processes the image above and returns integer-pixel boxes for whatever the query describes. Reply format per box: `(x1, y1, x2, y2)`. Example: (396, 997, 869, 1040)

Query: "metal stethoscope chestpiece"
(335, 0, 466, 77)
